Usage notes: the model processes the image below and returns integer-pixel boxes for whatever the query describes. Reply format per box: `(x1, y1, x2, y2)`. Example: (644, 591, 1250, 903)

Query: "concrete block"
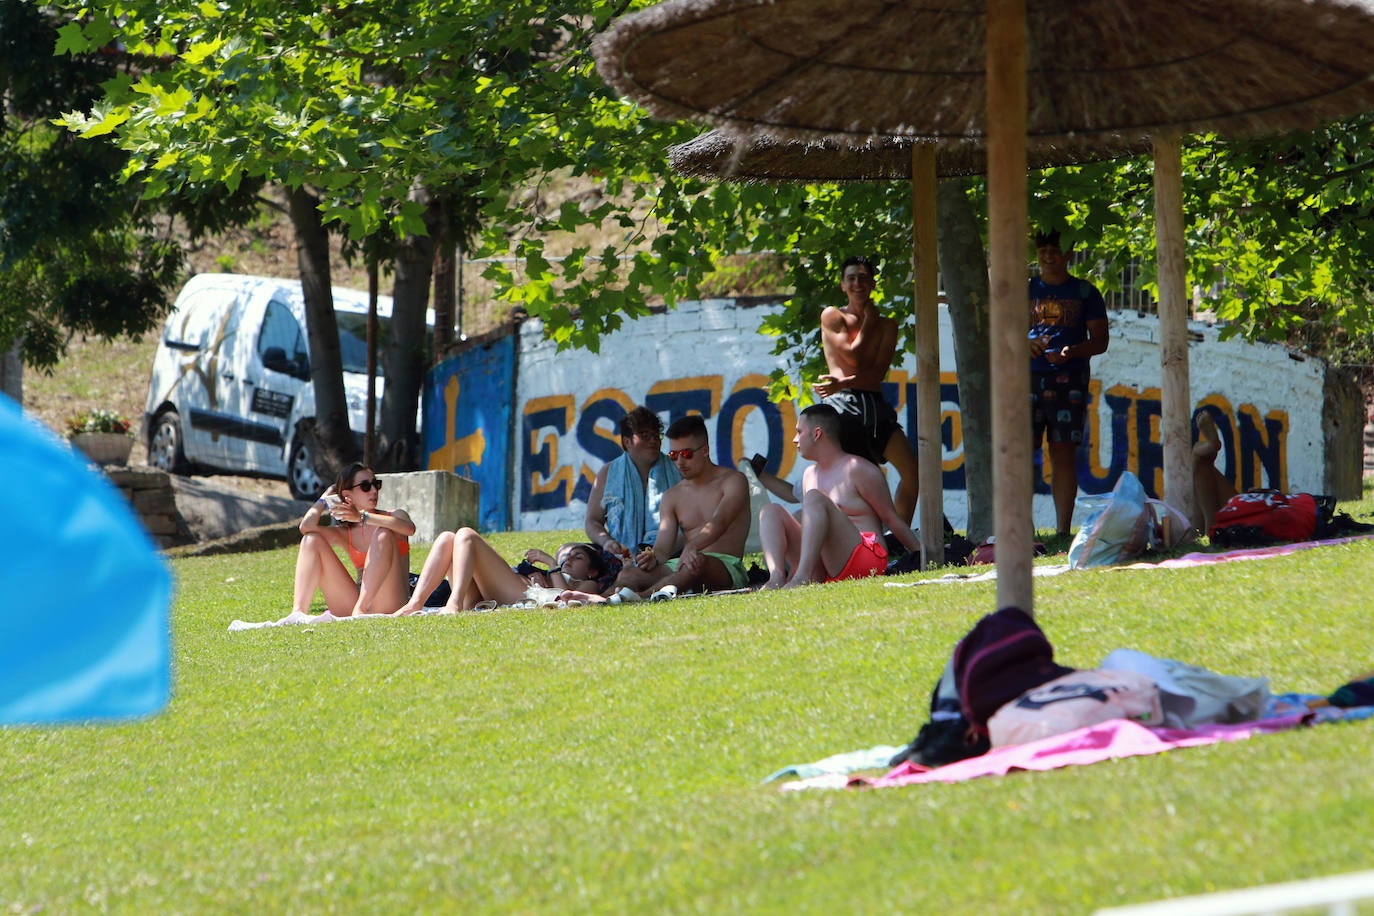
(379, 470, 480, 543)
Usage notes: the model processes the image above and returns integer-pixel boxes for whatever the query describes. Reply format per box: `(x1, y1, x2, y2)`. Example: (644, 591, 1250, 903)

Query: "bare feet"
(1194, 411, 1221, 459)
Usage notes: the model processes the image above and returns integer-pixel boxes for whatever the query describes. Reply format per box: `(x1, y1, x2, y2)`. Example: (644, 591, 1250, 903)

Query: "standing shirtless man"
(814, 255, 920, 525)
(614, 414, 752, 598)
(758, 404, 920, 588)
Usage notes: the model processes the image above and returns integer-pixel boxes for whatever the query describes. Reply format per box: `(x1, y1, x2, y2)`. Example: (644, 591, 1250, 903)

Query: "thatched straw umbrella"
(669, 128, 1149, 567)
(595, 0, 1374, 613)
(668, 130, 1151, 182)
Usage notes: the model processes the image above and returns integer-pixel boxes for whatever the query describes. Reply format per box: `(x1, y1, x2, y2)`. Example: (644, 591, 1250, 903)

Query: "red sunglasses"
(668, 446, 704, 461)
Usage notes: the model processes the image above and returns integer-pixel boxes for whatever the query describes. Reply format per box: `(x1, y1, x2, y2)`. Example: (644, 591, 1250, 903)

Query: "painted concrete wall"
(422, 333, 515, 531)
(424, 297, 1345, 534)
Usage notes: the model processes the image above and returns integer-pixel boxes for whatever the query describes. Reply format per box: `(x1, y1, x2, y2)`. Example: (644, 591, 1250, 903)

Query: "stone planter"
(71, 432, 134, 466)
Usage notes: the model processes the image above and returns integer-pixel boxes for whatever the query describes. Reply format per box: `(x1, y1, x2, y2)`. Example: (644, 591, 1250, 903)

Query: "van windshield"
(336, 313, 391, 377)
(335, 311, 434, 375)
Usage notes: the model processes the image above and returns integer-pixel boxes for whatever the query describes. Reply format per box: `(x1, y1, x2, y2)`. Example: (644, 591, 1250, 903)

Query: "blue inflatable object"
(0, 394, 171, 725)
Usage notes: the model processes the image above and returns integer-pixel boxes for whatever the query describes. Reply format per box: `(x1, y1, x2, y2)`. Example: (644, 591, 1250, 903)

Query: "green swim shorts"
(664, 551, 749, 589)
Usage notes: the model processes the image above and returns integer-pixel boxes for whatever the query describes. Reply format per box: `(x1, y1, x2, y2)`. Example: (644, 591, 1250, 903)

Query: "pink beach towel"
(1124, 534, 1374, 570)
(866, 715, 1308, 787)
(781, 714, 1310, 792)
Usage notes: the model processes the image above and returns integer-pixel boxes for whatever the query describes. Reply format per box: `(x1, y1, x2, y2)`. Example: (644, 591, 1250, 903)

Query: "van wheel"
(287, 432, 323, 501)
(148, 409, 190, 474)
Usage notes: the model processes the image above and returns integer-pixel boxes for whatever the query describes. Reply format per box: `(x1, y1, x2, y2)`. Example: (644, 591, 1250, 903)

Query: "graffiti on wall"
(423, 302, 1315, 532)
(517, 373, 1291, 514)
(423, 335, 514, 530)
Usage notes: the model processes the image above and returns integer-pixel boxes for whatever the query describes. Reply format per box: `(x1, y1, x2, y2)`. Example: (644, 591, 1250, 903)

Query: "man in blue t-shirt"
(1028, 229, 1110, 535)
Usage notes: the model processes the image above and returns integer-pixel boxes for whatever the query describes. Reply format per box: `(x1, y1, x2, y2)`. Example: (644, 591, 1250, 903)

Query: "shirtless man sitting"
(758, 404, 920, 589)
(814, 255, 920, 525)
(613, 414, 752, 598)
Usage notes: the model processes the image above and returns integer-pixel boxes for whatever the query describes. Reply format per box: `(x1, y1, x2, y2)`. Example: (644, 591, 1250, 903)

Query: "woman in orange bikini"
(292, 462, 416, 617)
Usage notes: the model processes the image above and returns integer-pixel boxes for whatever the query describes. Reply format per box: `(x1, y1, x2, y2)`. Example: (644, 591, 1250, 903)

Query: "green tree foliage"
(54, 1, 725, 348)
(1026, 121, 1374, 365)
(54, 0, 732, 470)
(0, 0, 187, 371)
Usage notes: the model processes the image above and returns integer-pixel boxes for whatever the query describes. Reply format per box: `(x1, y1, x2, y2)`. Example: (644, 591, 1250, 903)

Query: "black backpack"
(884, 516, 976, 574)
(888, 657, 990, 768)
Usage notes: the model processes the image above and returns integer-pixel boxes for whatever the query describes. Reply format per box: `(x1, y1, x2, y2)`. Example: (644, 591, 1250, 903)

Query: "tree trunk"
(1, 338, 21, 404)
(288, 186, 357, 478)
(937, 178, 994, 543)
(378, 180, 441, 471)
(431, 198, 457, 361)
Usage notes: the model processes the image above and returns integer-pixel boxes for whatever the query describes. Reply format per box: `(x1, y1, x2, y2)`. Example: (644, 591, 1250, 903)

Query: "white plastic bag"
(1068, 471, 1151, 568)
(988, 668, 1163, 747)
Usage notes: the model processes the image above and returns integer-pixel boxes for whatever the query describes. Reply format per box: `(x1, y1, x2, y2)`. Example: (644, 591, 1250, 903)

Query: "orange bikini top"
(345, 513, 410, 571)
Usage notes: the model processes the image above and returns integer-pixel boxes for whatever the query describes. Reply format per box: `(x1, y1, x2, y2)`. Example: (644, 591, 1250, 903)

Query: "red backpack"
(1208, 490, 1333, 546)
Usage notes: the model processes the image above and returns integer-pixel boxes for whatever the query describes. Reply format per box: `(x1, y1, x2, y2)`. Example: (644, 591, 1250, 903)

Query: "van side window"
(258, 300, 309, 377)
(165, 289, 236, 351)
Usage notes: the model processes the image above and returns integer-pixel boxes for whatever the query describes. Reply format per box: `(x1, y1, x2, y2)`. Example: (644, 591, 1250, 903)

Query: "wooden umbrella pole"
(1153, 132, 1196, 532)
(986, 0, 1032, 612)
(912, 144, 944, 568)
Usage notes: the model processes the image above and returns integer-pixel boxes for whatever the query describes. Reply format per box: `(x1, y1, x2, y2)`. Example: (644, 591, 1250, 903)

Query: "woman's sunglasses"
(350, 478, 383, 493)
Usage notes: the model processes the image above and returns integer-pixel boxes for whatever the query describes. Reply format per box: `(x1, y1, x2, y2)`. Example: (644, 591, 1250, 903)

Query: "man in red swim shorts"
(829, 530, 887, 582)
(757, 404, 920, 588)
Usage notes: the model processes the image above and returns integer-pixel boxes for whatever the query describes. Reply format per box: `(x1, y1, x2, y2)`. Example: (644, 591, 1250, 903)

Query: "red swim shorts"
(826, 530, 888, 583)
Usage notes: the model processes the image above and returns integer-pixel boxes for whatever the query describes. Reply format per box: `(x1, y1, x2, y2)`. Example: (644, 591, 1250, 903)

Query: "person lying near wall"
(397, 533, 613, 613)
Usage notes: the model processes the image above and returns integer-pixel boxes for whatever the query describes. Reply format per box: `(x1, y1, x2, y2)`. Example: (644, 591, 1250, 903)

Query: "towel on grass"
(763, 745, 905, 783)
(228, 608, 455, 631)
(1121, 534, 1374, 569)
(779, 714, 1311, 791)
(883, 534, 1374, 589)
(776, 696, 1374, 791)
(884, 564, 1072, 587)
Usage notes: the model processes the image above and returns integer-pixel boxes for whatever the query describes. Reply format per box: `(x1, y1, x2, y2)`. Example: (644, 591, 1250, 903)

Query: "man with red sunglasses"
(614, 414, 751, 599)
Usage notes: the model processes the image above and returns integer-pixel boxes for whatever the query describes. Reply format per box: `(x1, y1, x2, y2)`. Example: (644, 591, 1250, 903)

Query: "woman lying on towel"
(293, 462, 417, 617)
(397, 531, 612, 613)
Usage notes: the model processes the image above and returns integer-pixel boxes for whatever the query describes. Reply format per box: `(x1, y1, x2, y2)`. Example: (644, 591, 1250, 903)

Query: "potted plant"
(67, 408, 135, 466)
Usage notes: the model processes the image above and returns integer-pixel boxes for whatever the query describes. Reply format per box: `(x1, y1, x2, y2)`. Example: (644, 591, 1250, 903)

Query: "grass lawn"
(4, 512, 1374, 913)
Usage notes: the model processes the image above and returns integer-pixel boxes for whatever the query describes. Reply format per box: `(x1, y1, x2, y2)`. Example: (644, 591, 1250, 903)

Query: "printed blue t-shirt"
(1028, 274, 1107, 373)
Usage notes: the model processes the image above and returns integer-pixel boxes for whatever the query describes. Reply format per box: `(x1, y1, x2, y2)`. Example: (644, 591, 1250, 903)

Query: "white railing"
(1094, 870, 1374, 916)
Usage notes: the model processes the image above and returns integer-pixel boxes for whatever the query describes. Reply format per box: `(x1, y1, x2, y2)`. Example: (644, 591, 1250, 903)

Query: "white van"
(143, 273, 409, 500)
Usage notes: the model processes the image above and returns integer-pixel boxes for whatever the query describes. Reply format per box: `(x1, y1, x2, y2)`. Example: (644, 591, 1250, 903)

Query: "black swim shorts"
(823, 388, 902, 465)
